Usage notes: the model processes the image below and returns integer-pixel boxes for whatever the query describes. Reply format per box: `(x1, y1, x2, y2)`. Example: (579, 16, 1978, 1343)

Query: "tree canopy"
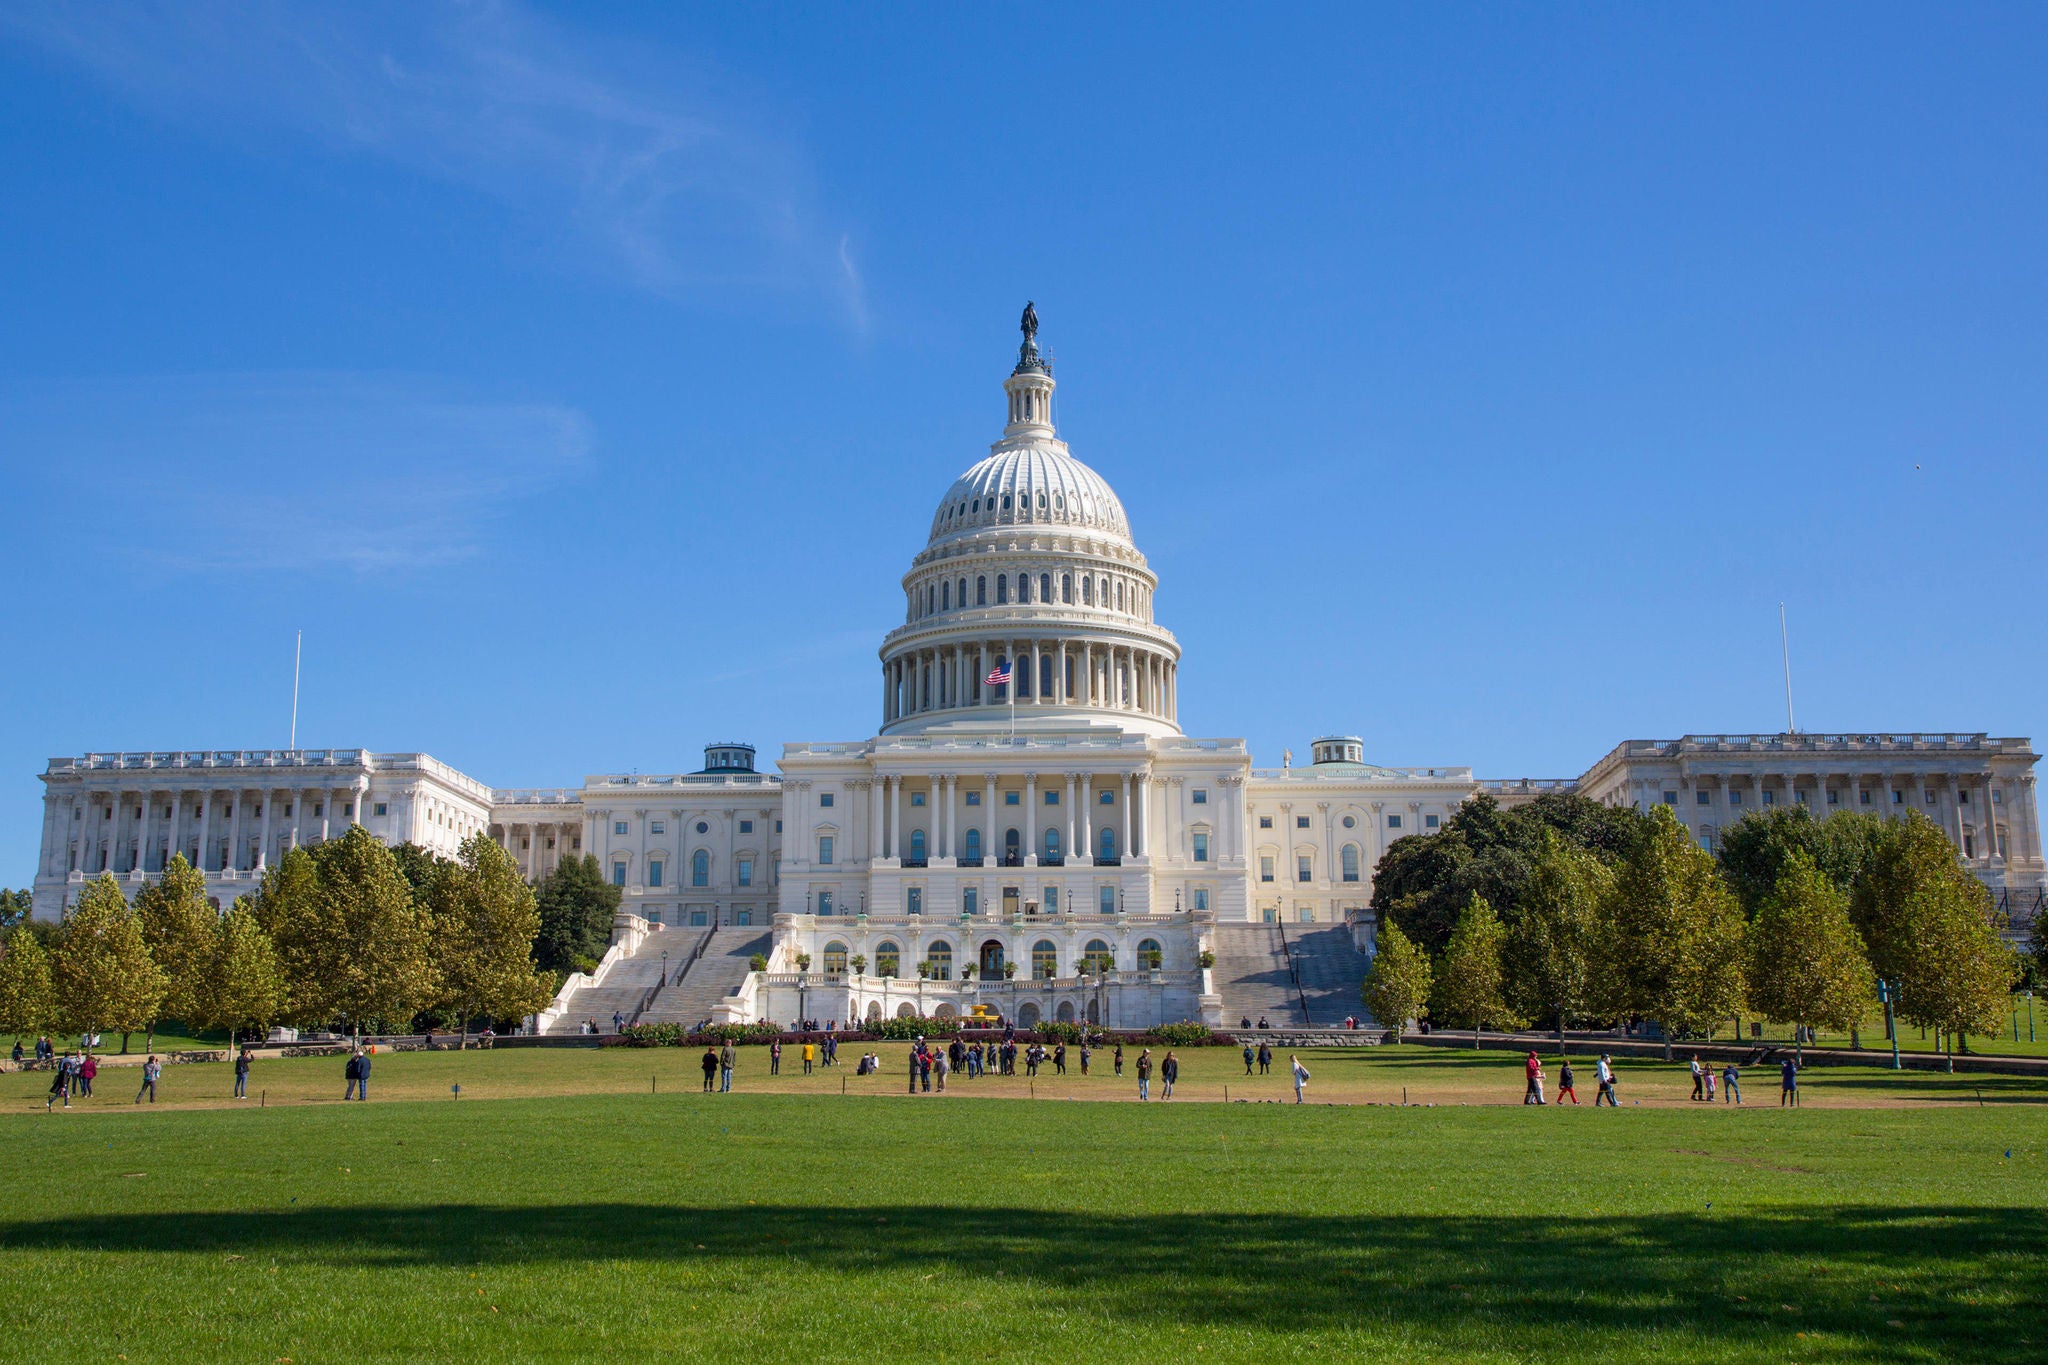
(134, 852, 217, 1046)
(1588, 806, 1746, 1040)
(534, 854, 621, 974)
(1430, 893, 1519, 1040)
(51, 874, 167, 1048)
(253, 828, 438, 1035)
(0, 926, 56, 1039)
(1745, 849, 1875, 1056)
(429, 833, 557, 1036)
(1717, 806, 1888, 918)
(1361, 918, 1431, 1031)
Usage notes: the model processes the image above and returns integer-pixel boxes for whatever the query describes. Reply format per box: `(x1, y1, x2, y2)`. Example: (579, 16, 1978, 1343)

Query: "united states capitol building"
(29, 313, 2048, 1031)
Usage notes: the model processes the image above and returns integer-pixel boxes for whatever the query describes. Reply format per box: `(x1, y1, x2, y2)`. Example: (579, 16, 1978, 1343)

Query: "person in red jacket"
(1523, 1051, 1546, 1105)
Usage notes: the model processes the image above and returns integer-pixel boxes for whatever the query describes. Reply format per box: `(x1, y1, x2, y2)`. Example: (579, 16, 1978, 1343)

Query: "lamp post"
(2026, 990, 2036, 1044)
(661, 949, 669, 988)
(1878, 978, 1902, 1071)
(1175, 887, 1183, 915)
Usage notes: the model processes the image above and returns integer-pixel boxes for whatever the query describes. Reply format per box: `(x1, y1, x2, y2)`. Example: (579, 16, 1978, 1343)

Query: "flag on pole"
(984, 662, 1012, 686)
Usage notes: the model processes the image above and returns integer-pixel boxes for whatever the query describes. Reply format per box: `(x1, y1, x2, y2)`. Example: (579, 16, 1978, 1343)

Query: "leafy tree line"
(0, 828, 620, 1051)
(1363, 797, 2020, 1067)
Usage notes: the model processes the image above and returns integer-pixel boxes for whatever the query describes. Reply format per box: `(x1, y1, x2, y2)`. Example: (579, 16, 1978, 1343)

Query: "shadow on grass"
(3, 1203, 2042, 1357)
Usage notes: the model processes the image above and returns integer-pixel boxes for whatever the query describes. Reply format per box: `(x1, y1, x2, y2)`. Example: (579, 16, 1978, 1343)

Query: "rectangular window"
(1045, 791, 1059, 805)
(910, 792, 925, 807)
(818, 890, 833, 915)
(650, 821, 665, 834)
(737, 858, 753, 887)
(646, 910, 662, 926)
(1298, 855, 1312, 883)
(1892, 791, 1903, 805)
(343, 803, 353, 818)
(313, 803, 323, 818)
(1192, 790, 1208, 804)
(1826, 789, 1839, 805)
(1192, 831, 1209, 863)
(374, 803, 387, 817)
(1100, 886, 1115, 914)
(1662, 792, 1677, 805)
(612, 863, 626, 888)
(1044, 886, 1059, 912)
(818, 836, 834, 865)
(689, 910, 708, 927)
(1925, 790, 1937, 804)
(1762, 791, 1775, 806)
(1695, 791, 1710, 805)
(1005, 791, 1020, 806)
(820, 793, 834, 807)
(1730, 790, 1743, 805)
(1425, 814, 1440, 829)
(615, 821, 629, 835)
(907, 887, 922, 915)
(966, 791, 981, 806)
(1387, 814, 1402, 829)
(1099, 790, 1114, 805)
(1959, 789, 1971, 805)
(1193, 888, 1210, 911)
(1296, 815, 1310, 829)
(1259, 815, 1273, 829)
(963, 887, 978, 915)
(648, 861, 663, 887)
(1994, 789, 2004, 804)
(739, 820, 753, 834)
(776, 820, 784, 832)
(1860, 790, 1871, 805)
(1794, 790, 1807, 805)
(1260, 855, 1275, 883)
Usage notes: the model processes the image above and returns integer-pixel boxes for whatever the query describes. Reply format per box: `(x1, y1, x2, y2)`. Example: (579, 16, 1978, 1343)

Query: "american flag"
(984, 662, 1011, 686)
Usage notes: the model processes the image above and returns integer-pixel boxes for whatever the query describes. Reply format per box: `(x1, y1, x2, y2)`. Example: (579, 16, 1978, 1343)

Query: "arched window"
(1037, 492, 1046, 510)
(941, 582, 950, 610)
(1040, 573, 1051, 602)
(1342, 844, 1360, 882)
(1044, 827, 1061, 860)
(823, 941, 848, 973)
(996, 575, 1009, 604)
(1137, 938, 1163, 969)
(691, 849, 709, 886)
(1116, 580, 1124, 611)
(909, 828, 927, 864)
(929, 584, 937, 614)
(1032, 939, 1059, 979)
(1002, 493, 1012, 510)
(875, 941, 900, 978)
(1083, 938, 1113, 972)
(1099, 827, 1117, 862)
(1082, 577, 1093, 605)
(1004, 828, 1021, 863)
(976, 576, 987, 605)
(1040, 655, 1053, 698)
(1055, 494, 1065, 512)
(1062, 573, 1072, 603)
(926, 940, 953, 980)
(957, 577, 967, 608)
(964, 828, 982, 862)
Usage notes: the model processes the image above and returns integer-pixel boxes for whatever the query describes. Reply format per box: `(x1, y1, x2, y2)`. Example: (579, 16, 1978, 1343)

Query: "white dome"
(927, 444, 1131, 546)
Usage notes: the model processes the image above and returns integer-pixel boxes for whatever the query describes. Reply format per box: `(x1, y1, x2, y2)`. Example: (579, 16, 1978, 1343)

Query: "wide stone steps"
(641, 929, 773, 1029)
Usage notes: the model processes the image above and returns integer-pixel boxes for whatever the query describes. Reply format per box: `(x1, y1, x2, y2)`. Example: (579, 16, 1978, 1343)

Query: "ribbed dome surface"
(928, 443, 1131, 546)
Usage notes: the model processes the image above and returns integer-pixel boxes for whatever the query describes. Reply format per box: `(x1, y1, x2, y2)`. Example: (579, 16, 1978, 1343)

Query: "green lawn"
(1, 1051, 2044, 1362)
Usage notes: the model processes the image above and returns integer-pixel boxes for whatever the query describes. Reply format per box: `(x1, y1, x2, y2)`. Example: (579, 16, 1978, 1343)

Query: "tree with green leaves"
(194, 900, 285, 1050)
(1716, 806, 1889, 919)
(430, 833, 556, 1043)
(0, 925, 56, 1042)
(1852, 812, 2017, 1069)
(389, 842, 456, 905)
(1361, 917, 1432, 1035)
(254, 828, 438, 1037)
(134, 853, 218, 1050)
(533, 854, 621, 974)
(0, 889, 36, 934)
(1505, 828, 1613, 1048)
(1744, 849, 1875, 1061)
(1430, 893, 1519, 1046)
(1589, 806, 1746, 1057)
(51, 874, 167, 1053)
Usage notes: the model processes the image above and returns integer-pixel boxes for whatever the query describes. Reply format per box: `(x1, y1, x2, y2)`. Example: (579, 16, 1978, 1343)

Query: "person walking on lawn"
(46, 1063, 70, 1111)
(1689, 1055, 1705, 1101)
(343, 1050, 363, 1101)
(234, 1048, 251, 1099)
(1242, 1041, 1256, 1075)
(78, 1053, 97, 1097)
(1291, 1054, 1310, 1103)
(135, 1055, 161, 1104)
(1113, 1043, 1124, 1078)
(1556, 1058, 1579, 1104)
(1779, 1056, 1799, 1107)
(1160, 1050, 1179, 1099)
(769, 1039, 782, 1075)
(1136, 1048, 1153, 1101)
(718, 1041, 736, 1093)
(1722, 1061, 1742, 1105)
(1595, 1054, 1618, 1107)
(1523, 1051, 1545, 1105)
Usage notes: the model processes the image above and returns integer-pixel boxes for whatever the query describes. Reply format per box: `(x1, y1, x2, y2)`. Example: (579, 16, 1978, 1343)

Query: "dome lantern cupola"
(1004, 299, 1056, 439)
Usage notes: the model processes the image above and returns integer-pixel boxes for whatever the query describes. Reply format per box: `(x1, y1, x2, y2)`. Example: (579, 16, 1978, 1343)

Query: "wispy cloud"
(1, 373, 591, 574)
(2, 0, 862, 315)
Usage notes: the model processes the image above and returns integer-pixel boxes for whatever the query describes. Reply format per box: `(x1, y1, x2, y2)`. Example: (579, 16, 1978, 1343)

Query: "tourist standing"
(135, 1055, 161, 1104)
(79, 1053, 97, 1097)
(354, 1049, 370, 1100)
(919, 1046, 933, 1093)
(234, 1048, 251, 1099)
(1291, 1054, 1310, 1103)
(1594, 1054, 1617, 1107)
(1113, 1043, 1125, 1077)
(344, 1050, 363, 1101)
(701, 1046, 718, 1091)
(1161, 1050, 1178, 1099)
(802, 1041, 816, 1075)
(1779, 1056, 1799, 1107)
(1523, 1051, 1545, 1105)
(1556, 1058, 1578, 1104)
(907, 1046, 920, 1094)
(1242, 1042, 1255, 1075)
(933, 1047, 949, 1093)
(770, 1040, 782, 1075)
(719, 1041, 737, 1093)
(1054, 1043, 1067, 1075)
(1079, 1042, 1092, 1075)
(1722, 1061, 1741, 1104)
(1136, 1048, 1153, 1101)
(1689, 1055, 1705, 1102)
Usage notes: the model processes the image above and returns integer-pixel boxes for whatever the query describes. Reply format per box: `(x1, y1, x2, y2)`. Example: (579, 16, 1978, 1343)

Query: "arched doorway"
(934, 1003, 957, 1019)
(1085, 1000, 1099, 1025)
(979, 939, 1005, 978)
(1018, 1001, 1042, 1027)
(866, 1001, 882, 1022)
(1056, 1001, 1075, 1023)
(895, 1002, 916, 1019)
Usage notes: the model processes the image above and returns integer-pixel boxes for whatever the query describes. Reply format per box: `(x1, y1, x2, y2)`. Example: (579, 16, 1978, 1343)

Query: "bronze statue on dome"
(1020, 300, 1039, 344)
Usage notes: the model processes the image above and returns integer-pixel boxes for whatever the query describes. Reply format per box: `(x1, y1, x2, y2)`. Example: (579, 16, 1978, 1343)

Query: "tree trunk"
(1946, 1034, 1955, 1073)
(1794, 1023, 1803, 1066)
(146, 1024, 155, 1052)
(120, 1031, 130, 1055)
(1556, 1018, 1567, 1056)
(459, 1013, 469, 1051)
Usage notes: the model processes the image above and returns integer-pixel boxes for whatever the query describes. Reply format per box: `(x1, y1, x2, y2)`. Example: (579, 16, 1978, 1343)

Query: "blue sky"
(4, 3, 2046, 885)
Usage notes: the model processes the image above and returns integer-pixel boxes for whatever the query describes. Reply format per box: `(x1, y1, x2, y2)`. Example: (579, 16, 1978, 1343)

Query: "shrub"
(1033, 1020, 1086, 1045)
(865, 1014, 963, 1041)
(1198, 949, 1216, 969)
(611, 1022, 683, 1047)
(696, 1021, 782, 1044)
(748, 954, 768, 972)
(1150, 1023, 1217, 1047)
